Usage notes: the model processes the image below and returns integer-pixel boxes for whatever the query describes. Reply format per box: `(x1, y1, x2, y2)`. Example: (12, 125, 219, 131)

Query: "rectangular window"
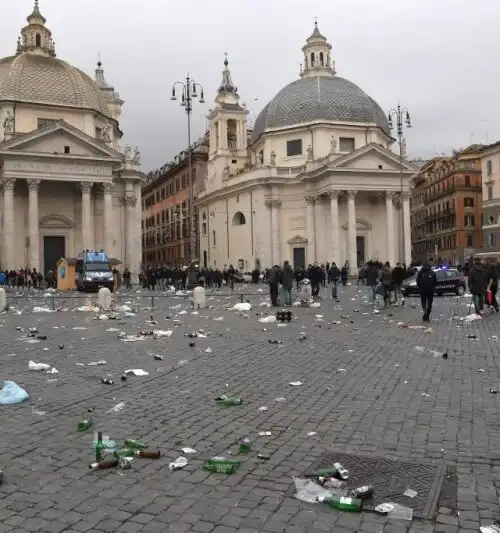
(286, 139, 303, 157)
(212, 230, 216, 246)
(467, 233, 474, 247)
(339, 137, 355, 152)
(464, 197, 474, 207)
(464, 175, 471, 187)
(95, 127, 102, 139)
(64, 145, 70, 154)
(488, 185, 494, 201)
(487, 160, 493, 176)
(465, 215, 475, 227)
(488, 233, 495, 247)
(37, 118, 57, 129)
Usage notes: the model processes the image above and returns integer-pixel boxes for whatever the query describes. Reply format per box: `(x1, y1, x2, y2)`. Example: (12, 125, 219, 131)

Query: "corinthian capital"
(347, 190, 357, 199)
(123, 195, 137, 207)
(2, 178, 15, 191)
(305, 195, 316, 204)
(328, 189, 340, 199)
(80, 181, 94, 194)
(103, 182, 115, 194)
(27, 179, 41, 192)
(401, 190, 410, 201)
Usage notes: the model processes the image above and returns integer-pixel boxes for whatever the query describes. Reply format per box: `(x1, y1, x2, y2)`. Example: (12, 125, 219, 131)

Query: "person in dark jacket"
(328, 262, 341, 301)
(309, 262, 323, 298)
(365, 261, 379, 304)
(391, 262, 406, 305)
(380, 262, 393, 307)
(416, 261, 437, 322)
(280, 261, 294, 305)
(268, 265, 281, 307)
(486, 261, 499, 313)
(468, 259, 488, 315)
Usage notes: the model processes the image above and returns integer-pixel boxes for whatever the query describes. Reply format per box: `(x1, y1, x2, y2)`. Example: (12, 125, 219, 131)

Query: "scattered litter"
(124, 369, 149, 376)
(480, 527, 500, 533)
(403, 488, 418, 498)
(32, 407, 46, 416)
(203, 457, 241, 474)
(153, 329, 173, 337)
(259, 316, 277, 324)
(0, 381, 29, 405)
(275, 396, 286, 402)
(169, 457, 188, 471)
(181, 447, 197, 454)
(33, 306, 55, 313)
(258, 406, 268, 411)
(307, 431, 318, 436)
(289, 381, 303, 386)
(230, 302, 252, 312)
(106, 402, 125, 413)
(258, 431, 272, 436)
(293, 477, 333, 503)
(28, 361, 50, 371)
(387, 503, 413, 521)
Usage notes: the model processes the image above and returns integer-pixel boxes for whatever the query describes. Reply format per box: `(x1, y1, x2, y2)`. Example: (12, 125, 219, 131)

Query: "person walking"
(380, 262, 393, 307)
(328, 262, 341, 301)
(416, 260, 437, 322)
(486, 260, 500, 313)
(391, 262, 405, 305)
(281, 261, 294, 306)
(468, 259, 488, 316)
(365, 261, 379, 304)
(268, 264, 281, 307)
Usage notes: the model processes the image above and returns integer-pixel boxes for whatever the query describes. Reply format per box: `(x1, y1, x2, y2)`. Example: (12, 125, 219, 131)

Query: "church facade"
(197, 24, 418, 274)
(0, 1, 145, 274)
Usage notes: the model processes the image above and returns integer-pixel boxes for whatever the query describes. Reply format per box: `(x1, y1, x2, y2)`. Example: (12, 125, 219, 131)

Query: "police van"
(75, 250, 114, 292)
(402, 267, 466, 297)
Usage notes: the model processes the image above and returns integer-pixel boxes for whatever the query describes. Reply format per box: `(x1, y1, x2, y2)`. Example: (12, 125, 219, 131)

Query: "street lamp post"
(171, 75, 205, 265)
(387, 103, 411, 263)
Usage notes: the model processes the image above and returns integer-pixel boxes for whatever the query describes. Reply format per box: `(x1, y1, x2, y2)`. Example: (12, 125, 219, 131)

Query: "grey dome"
(252, 75, 389, 141)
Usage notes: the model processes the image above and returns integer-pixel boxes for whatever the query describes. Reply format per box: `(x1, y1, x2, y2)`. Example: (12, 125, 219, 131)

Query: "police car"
(401, 267, 466, 297)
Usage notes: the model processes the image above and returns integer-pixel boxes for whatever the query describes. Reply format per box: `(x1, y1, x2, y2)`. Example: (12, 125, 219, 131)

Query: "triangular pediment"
(0, 121, 123, 161)
(330, 143, 419, 172)
(287, 234, 308, 244)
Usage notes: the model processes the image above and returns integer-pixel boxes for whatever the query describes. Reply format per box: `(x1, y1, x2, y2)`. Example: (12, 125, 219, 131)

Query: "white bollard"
(97, 287, 112, 310)
(0, 287, 6, 311)
(193, 286, 206, 309)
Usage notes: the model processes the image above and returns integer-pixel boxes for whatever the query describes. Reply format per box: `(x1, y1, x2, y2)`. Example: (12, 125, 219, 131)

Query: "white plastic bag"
(0, 381, 29, 404)
(293, 477, 334, 503)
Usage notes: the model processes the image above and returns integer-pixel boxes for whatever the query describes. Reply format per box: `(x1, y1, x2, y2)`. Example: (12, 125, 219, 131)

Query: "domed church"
(198, 23, 418, 273)
(0, 1, 145, 275)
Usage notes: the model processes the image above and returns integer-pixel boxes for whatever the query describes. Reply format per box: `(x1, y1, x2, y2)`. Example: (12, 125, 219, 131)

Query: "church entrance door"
(293, 247, 306, 269)
(356, 236, 365, 267)
(43, 236, 65, 275)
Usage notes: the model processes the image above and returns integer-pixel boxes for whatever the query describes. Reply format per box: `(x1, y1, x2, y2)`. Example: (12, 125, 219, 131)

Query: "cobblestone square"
(0, 284, 498, 533)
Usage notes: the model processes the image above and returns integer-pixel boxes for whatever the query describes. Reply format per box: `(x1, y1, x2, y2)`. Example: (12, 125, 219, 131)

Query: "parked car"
(402, 267, 466, 297)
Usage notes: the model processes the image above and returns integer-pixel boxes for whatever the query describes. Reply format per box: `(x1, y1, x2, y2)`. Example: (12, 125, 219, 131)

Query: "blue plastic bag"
(0, 381, 29, 405)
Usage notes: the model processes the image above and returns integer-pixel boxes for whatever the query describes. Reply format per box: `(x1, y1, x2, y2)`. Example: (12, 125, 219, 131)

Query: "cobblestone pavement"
(0, 283, 499, 533)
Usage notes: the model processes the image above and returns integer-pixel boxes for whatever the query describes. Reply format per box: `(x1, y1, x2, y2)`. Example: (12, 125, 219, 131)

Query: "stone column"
(270, 199, 281, 266)
(80, 182, 93, 250)
(385, 191, 395, 265)
(305, 196, 316, 264)
(27, 179, 41, 270)
(103, 183, 114, 255)
(2, 178, 15, 270)
(124, 195, 137, 271)
(329, 190, 340, 263)
(402, 191, 412, 265)
(264, 200, 273, 266)
(347, 190, 358, 273)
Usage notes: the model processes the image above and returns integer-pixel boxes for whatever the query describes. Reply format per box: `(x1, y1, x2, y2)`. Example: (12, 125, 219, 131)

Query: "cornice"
(0, 153, 120, 166)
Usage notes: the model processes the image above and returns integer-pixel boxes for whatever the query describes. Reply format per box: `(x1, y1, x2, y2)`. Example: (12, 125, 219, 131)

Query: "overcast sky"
(2, 0, 500, 170)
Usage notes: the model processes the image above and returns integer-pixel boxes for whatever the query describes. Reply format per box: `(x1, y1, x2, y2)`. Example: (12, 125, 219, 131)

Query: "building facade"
(410, 146, 483, 264)
(197, 25, 417, 274)
(0, 2, 145, 275)
(479, 142, 500, 252)
(142, 138, 208, 266)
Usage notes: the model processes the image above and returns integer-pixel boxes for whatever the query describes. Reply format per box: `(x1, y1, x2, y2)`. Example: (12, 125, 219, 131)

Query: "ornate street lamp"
(387, 103, 412, 263)
(171, 76, 205, 266)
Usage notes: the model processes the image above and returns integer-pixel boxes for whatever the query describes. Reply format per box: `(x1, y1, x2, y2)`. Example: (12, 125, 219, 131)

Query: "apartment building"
(410, 145, 483, 264)
(142, 137, 208, 266)
(480, 141, 500, 252)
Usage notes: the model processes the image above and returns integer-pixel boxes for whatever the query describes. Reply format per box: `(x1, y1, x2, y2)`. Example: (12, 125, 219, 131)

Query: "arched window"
(319, 52, 324, 66)
(35, 33, 41, 47)
(310, 53, 315, 67)
(232, 212, 246, 225)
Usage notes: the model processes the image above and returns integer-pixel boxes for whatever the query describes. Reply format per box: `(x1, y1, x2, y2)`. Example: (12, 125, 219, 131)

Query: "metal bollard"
(240, 294, 244, 303)
(151, 295, 155, 310)
(51, 295, 55, 310)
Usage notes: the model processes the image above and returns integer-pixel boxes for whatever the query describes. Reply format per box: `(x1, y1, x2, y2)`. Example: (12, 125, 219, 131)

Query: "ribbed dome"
(0, 53, 112, 117)
(252, 75, 389, 141)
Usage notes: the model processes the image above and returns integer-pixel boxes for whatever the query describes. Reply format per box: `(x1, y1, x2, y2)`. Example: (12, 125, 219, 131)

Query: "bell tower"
(206, 54, 249, 189)
(300, 21, 335, 78)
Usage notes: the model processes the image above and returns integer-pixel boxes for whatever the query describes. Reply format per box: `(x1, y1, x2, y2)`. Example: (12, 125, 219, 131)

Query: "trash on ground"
(169, 456, 188, 471)
(293, 477, 335, 503)
(77, 417, 92, 431)
(28, 360, 50, 371)
(259, 316, 276, 324)
(181, 447, 197, 454)
(258, 431, 272, 436)
(289, 381, 303, 386)
(230, 302, 252, 312)
(403, 488, 418, 498)
(124, 369, 149, 376)
(387, 503, 413, 520)
(106, 402, 125, 413)
(0, 381, 29, 405)
(203, 457, 241, 474)
(480, 526, 500, 533)
(317, 495, 362, 512)
(215, 394, 242, 406)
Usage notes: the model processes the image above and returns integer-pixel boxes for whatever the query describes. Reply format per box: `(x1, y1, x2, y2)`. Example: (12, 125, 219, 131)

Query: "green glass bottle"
(95, 432, 105, 462)
(239, 438, 251, 453)
(113, 448, 134, 458)
(77, 417, 92, 431)
(203, 458, 241, 474)
(305, 466, 338, 478)
(124, 439, 148, 450)
(215, 394, 243, 406)
(318, 495, 362, 512)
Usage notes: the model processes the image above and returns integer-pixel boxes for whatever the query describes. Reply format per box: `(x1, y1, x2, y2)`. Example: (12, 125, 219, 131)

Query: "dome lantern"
(300, 20, 335, 78)
(17, 1, 56, 57)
